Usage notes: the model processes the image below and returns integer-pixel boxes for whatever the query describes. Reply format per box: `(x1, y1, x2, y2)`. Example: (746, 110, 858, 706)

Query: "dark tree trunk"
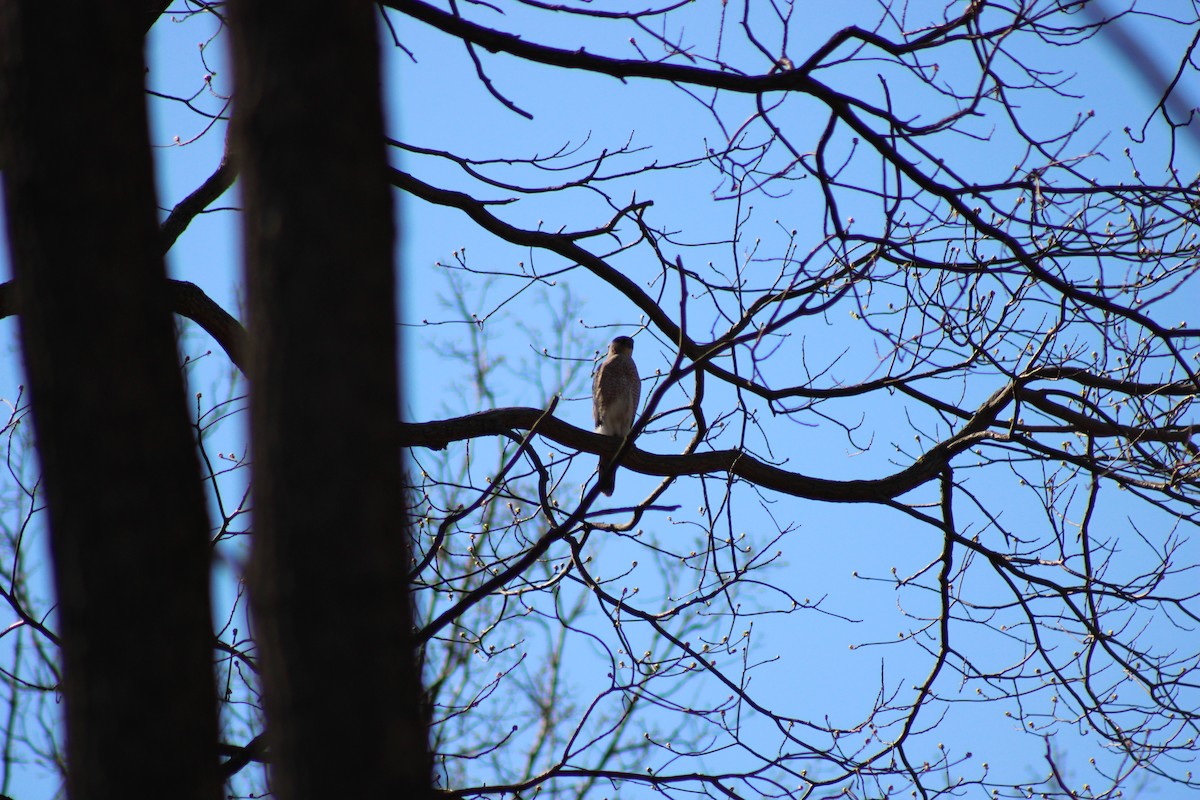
(0, 5, 221, 800)
(230, 2, 432, 797)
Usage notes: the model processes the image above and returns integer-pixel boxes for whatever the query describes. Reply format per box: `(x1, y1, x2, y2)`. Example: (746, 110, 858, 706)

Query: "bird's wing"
(592, 360, 605, 429)
(628, 358, 641, 412)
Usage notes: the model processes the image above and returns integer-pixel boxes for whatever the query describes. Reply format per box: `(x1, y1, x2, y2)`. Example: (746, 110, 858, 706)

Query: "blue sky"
(1, 2, 1198, 798)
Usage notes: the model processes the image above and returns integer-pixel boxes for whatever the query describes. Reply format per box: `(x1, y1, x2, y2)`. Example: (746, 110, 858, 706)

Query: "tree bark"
(230, 1, 432, 797)
(0, 5, 220, 799)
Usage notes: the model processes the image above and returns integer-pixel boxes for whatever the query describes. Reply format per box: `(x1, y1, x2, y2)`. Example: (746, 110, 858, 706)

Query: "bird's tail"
(597, 455, 616, 496)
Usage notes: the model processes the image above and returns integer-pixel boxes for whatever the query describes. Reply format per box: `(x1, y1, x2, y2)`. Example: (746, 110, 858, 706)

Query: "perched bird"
(592, 335, 641, 496)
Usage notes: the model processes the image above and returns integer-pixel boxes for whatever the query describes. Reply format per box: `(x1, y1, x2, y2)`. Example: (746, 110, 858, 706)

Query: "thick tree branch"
(168, 280, 248, 373)
(218, 734, 269, 779)
(398, 389, 1013, 504)
(160, 130, 239, 253)
(0, 279, 248, 375)
(385, 0, 980, 90)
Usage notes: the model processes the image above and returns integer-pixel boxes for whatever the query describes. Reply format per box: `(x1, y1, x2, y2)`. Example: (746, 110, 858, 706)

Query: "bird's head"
(609, 335, 635, 356)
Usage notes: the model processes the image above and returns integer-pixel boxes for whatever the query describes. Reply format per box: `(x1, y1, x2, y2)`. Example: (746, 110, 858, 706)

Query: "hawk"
(592, 335, 640, 496)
